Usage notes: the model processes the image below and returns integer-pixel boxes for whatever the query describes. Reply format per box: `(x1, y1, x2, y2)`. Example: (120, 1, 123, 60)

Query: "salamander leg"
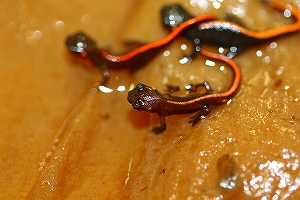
(179, 44, 200, 64)
(224, 46, 244, 58)
(224, 14, 245, 27)
(166, 81, 212, 96)
(100, 67, 110, 86)
(165, 85, 180, 95)
(185, 81, 212, 94)
(151, 115, 166, 134)
(189, 104, 215, 126)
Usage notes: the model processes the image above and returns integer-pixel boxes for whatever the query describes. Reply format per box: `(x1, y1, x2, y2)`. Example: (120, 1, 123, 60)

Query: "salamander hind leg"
(179, 43, 201, 64)
(189, 104, 215, 126)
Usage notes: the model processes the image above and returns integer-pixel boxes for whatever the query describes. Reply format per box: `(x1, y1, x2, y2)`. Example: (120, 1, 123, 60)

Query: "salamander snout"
(161, 4, 193, 30)
(66, 32, 97, 55)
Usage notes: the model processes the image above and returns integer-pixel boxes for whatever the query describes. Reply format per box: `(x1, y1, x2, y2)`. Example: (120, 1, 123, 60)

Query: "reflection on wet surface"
(1, 0, 300, 199)
(217, 154, 239, 190)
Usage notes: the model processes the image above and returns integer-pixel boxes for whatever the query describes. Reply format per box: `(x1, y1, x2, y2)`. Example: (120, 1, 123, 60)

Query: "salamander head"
(66, 32, 97, 57)
(161, 4, 193, 30)
(127, 83, 163, 113)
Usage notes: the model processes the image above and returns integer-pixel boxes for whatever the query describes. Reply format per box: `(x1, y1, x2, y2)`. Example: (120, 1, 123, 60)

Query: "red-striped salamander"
(66, 15, 216, 85)
(127, 48, 241, 133)
(66, 0, 300, 85)
(161, 0, 300, 58)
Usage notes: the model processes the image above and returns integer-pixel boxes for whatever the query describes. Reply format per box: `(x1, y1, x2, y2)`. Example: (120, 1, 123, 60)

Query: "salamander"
(66, 15, 216, 85)
(66, 0, 300, 84)
(161, 0, 300, 58)
(127, 48, 241, 133)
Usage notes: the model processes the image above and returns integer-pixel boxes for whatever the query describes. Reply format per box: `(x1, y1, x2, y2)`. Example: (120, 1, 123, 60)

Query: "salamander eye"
(132, 100, 145, 110)
(136, 83, 145, 91)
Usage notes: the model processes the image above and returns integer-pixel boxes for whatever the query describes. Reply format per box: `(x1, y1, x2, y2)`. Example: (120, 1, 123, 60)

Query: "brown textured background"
(1, 0, 300, 199)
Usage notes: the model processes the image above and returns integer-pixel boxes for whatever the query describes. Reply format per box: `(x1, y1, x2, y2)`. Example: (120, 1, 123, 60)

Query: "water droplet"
(270, 42, 277, 49)
(54, 20, 65, 30)
(81, 15, 92, 25)
(46, 151, 53, 158)
(256, 50, 263, 57)
(217, 154, 239, 190)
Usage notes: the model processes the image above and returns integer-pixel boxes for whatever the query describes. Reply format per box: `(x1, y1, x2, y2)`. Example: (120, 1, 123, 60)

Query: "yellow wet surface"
(1, 0, 300, 199)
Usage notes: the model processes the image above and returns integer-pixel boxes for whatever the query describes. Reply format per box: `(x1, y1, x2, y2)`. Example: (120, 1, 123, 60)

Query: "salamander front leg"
(151, 115, 166, 134)
(165, 85, 180, 95)
(185, 81, 212, 94)
(100, 66, 110, 86)
(166, 81, 212, 96)
(189, 104, 215, 126)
